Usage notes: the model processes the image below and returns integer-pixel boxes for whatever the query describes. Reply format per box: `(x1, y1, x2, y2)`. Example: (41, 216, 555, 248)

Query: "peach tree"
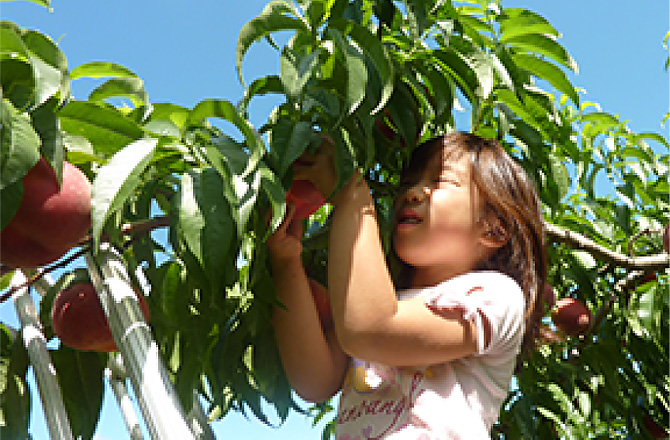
(1, 0, 668, 438)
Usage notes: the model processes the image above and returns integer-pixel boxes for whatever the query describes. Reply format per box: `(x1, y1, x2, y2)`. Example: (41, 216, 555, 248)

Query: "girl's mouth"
(397, 210, 422, 225)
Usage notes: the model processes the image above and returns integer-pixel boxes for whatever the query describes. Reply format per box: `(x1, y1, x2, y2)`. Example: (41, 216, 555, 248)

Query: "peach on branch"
(286, 180, 325, 221)
(551, 297, 592, 337)
(51, 282, 150, 352)
(0, 158, 91, 268)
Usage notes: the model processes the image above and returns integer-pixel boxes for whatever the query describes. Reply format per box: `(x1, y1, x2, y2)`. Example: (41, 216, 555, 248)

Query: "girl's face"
(393, 147, 490, 286)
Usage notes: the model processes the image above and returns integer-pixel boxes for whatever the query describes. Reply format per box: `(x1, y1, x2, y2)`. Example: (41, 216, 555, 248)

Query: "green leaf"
(430, 49, 479, 103)
(70, 61, 137, 80)
(188, 99, 265, 177)
(0, 98, 41, 191)
(51, 346, 104, 440)
(548, 154, 570, 201)
(9, 26, 70, 106)
(0, 324, 31, 440)
(203, 136, 258, 236)
(632, 131, 670, 149)
(146, 102, 190, 131)
(503, 34, 577, 71)
(0, 58, 36, 109)
(279, 48, 320, 100)
(270, 119, 320, 177)
(499, 9, 560, 41)
(418, 63, 454, 125)
(231, 168, 262, 238)
(30, 96, 64, 171)
(330, 126, 356, 195)
(259, 164, 287, 239)
(448, 38, 496, 100)
(173, 168, 235, 293)
(572, 250, 596, 270)
(1, 0, 50, 8)
(328, 18, 394, 113)
(512, 53, 579, 105)
(326, 28, 366, 113)
(208, 134, 251, 177)
(58, 101, 144, 156)
(384, 83, 420, 146)
(628, 286, 660, 339)
(90, 138, 157, 247)
(31, 56, 67, 106)
(240, 75, 284, 112)
(0, 180, 22, 229)
(153, 260, 192, 326)
(0, 23, 30, 60)
(235, 0, 310, 85)
(20, 29, 67, 72)
(88, 77, 149, 107)
(579, 111, 620, 133)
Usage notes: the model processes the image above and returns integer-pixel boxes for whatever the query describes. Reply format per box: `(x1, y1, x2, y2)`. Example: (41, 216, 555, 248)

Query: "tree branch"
(545, 223, 669, 271)
(0, 216, 171, 304)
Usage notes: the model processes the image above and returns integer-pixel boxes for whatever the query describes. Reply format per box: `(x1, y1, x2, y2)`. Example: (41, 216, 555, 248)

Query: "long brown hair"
(394, 131, 547, 353)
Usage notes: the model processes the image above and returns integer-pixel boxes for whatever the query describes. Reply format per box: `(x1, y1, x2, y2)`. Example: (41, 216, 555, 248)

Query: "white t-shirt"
(335, 271, 525, 440)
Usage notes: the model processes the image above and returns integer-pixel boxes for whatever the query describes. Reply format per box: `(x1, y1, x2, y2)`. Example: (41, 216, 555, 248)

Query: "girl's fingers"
(284, 202, 297, 225)
(286, 210, 304, 238)
(267, 202, 295, 236)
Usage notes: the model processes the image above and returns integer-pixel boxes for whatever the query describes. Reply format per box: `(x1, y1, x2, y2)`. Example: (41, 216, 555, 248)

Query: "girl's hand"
(291, 134, 338, 202)
(267, 203, 304, 264)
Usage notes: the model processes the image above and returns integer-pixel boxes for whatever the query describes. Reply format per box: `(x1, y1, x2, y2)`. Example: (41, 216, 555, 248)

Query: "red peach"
(286, 180, 325, 221)
(551, 298, 592, 337)
(1, 158, 91, 268)
(51, 283, 150, 352)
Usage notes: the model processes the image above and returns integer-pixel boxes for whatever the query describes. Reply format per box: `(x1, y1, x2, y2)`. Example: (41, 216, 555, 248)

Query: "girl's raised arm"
(326, 177, 483, 366)
(268, 205, 348, 402)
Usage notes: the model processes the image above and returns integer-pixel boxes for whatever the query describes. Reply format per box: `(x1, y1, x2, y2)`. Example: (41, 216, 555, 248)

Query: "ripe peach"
(551, 297, 592, 337)
(51, 282, 150, 352)
(286, 180, 325, 221)
(1, 158, 91, 268)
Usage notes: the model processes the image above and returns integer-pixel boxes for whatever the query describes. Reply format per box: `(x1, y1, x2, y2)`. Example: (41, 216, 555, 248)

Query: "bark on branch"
(544, 223, 669, 271)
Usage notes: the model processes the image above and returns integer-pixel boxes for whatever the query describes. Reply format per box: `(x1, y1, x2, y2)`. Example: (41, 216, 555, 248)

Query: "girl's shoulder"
(451, 270, 521, 292)
(398, 271, 523, 312)
(402, 271, 521, 297)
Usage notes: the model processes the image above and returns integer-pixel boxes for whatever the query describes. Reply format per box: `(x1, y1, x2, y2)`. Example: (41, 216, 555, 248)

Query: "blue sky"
(1, 1, 668, 439)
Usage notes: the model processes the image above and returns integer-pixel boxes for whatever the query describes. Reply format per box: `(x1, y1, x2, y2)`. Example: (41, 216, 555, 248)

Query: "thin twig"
(0, 216, 171, 304)
(627, 227, 662, 256)
(0, 246, 89, 303)
(120, 216, 171, 236)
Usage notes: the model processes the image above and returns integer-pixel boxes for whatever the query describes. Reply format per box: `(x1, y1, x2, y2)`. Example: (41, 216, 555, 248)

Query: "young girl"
(267, 131, 547, 439)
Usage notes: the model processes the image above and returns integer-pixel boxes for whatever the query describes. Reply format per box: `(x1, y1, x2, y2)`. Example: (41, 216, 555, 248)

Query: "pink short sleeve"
(423, 271, 526, 356)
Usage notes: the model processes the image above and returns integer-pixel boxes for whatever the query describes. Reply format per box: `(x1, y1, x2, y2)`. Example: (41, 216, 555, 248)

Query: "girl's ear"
(479, 217, 509, 249)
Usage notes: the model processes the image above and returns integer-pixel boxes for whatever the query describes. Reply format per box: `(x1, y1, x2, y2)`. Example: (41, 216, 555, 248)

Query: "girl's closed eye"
(436, 174, 461, 186)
